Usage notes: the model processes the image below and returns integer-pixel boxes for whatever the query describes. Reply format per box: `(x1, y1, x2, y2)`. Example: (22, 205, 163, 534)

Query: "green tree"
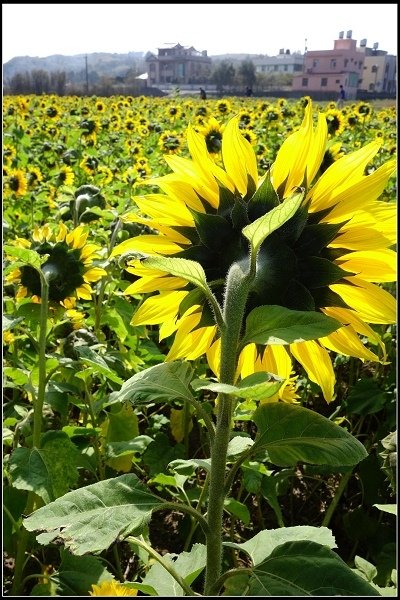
(211, 60, 236, 92)
(239, 59, 256, 88)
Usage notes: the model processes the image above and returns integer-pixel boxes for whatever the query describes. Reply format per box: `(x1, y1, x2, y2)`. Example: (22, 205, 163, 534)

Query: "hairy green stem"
(204, 264, 251, 595)
(126, 536, 198, 596)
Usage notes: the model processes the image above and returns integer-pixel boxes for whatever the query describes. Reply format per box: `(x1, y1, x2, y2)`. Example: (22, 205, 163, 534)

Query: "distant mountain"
(3, 51, 147, 83)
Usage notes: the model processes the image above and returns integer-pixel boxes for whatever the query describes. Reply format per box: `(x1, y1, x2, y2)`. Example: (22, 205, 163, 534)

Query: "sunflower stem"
(204, 263, 251, 595)
(11, 270, 49, 596)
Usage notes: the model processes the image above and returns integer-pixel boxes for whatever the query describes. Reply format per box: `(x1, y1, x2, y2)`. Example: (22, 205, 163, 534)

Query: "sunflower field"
(3, 94, 397, 597)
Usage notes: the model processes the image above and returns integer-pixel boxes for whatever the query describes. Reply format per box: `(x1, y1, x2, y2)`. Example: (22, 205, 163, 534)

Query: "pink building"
(292, 31, 365, 100)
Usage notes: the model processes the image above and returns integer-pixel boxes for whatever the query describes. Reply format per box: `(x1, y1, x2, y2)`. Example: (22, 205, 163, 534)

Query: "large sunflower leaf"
(242, 191, 304, 256)
(23, 474, 164, 555)
(242, 305, 341, 346)
(143, 256, 211, 296)
(252, 402, 367, 467)
(224, 526, 336, 566)
(246, 540, 380, 596)
(109, 361, 196, 406)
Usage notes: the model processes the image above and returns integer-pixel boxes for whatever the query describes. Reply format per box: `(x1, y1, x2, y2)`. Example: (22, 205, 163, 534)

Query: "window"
(336, 79, 340, 83)
(371, 65, 378, 73)
(330, 59, 336, 68)
(321, 78, 328, 86)
(284, 65, 288, 71)
(344, 59, 349, 67)
(302, 78, 308, 87)
(313, 59, 318, 67)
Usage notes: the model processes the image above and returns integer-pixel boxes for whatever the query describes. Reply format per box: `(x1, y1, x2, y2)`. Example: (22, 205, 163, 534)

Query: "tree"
(211, 61, 235, 92)
(239, 59, 256, 88)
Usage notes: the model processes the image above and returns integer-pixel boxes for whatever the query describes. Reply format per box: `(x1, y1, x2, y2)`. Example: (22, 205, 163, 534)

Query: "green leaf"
(345, 379, 387, 415)
(192, 372, 284, 400)
(373, 504, 397, 516)
(142, 432, 186, 476)
(246, 540, 380, 595)
(224, 498, 250, 525)
(141, 543, 206, 596)
(227, 435, 254, 457)
(53, 549, 113, 596)
(253, 403, 367, 467)
(105, 435, 153, 459)
(9, 431, 80, 503)
(3, 245, 44, 270)
(23, 474, 165, 555)
(74, 345, 123, 385)
(143, 255, 211, 296)
(110, 361, 195, 406)
(224, 526, 336, 566)
(242, 191, 304, 256)
(242, 305, 341, 346)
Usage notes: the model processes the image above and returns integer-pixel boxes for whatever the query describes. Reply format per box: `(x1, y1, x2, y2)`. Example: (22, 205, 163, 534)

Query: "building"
(253, 49, 304, 74)
(292, 31, 366, 100)
(358, 41, 396, 95)
(145, 43, 212, 86)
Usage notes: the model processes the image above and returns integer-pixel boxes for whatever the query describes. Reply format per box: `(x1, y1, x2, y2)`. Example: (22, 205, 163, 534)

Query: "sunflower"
(6, 223, 106, 304)
(158, 130, 184, 154)
(216, 99, 232, 115)
(324, 108, 346, 137)
(319, 141, 346, 174)
(26, 166, 43, 189)
(56, 165, 75, 187)
(195, 117, 224, 155)
(4, 168, 28, 197)
(89, 580, 137, 596)
(354, 101, 373, 120)
(112, 102, 396, 403)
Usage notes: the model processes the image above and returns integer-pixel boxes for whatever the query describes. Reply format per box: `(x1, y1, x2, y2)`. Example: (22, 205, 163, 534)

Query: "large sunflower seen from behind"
(112, 101, 396, 403)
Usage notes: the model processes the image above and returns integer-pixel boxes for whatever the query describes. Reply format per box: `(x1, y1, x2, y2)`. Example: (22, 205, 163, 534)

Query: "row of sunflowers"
(3, 94, 397, 597)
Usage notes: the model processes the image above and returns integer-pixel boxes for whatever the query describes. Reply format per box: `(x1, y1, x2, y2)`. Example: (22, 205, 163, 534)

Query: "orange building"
(292, 31, 365, 100)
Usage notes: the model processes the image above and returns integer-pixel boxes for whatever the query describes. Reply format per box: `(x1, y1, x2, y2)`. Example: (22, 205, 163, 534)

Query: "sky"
(2, 3, 398, 63)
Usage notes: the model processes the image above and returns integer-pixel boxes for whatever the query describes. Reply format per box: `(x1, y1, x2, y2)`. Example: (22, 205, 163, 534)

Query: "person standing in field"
(337, 84, 345, 108)
(199, 87, 207, 100)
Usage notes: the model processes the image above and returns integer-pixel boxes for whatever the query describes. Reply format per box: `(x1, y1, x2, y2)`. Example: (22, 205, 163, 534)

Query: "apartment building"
(253, 49, 304, 74)
(358, 42, 396, 94)
(292, 31, 365, 99)
(145, 43, 212, 85)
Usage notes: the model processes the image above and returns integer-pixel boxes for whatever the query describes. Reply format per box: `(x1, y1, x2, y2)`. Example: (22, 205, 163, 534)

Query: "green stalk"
(204, 264, 251, 595)
(11, 271, 49, 596)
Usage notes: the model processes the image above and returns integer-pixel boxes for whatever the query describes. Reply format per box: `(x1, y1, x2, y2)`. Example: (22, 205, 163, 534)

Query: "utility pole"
(85, 54, 89, 95)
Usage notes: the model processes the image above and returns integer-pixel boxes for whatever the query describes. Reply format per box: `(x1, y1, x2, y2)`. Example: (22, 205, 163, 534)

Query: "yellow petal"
(320, 160, 396, 221)
(319, 325, 380, 362)
(187, 123, 235, 193)
(337, 249, 397, 282)
(206, 337, 221, 379)
(331, 278, 396, 324)
(131, 291, 187, 326)
(259, 345, 293, 379)
(321, 306, 386, 357)
(124, 275, 187, 295)
(83, 267, 107, 282)
(111, 235, 183, 258)
(134, 194, 194, 227)
(222, 115, 258, 196)
(166, 312, 216, 361)
(290, 340, 335, 403)
(308, 141, 381, 212)
(76, 283, 93, 300)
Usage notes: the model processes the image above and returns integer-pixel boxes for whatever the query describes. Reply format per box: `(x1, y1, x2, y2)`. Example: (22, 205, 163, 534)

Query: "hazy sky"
(2, 3, 398, 63)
